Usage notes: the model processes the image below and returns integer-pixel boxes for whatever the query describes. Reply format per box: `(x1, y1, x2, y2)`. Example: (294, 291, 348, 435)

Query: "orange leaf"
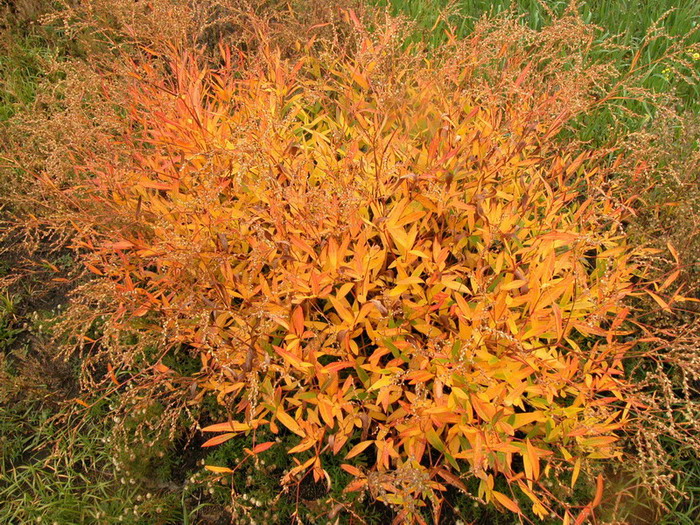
(592, 474, 604, 507)
(291, 305, 305, 336)
(646, 290, 672, 313)
(105, 240, 134, 250)
(201, 421, 251, 432)
(514, 62, 531, 87)
(502, 279, 528, 291)
(85, 264, 104, 275)
(288, 438, 317, 454)
(276, 409, 305, 437)
(107, 363, 119, 386)
(345, 440, 374, 459)
(202, 433, 236, 447)
(492, 491, 520, 513)
(320, 361, 354, 374)
(340, 464, 364, 477)
(667, 241, 679, 264)
(274, 345, 313, 371)
(344, 478, 368, 493)
(153, 362, 172, 374)
(574, 507, 592, 525)
(250, 441, 276, 454)
(526, 438, 540, 481)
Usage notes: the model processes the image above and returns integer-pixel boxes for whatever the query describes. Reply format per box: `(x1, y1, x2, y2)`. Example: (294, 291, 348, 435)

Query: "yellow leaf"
(502, 279, 528, 291)
(667, 241, 679, 264)
(579, 435, 617, 447)
(205, 465, 234, 474)
(571, 458, 581, 488)
(346, 440, 374, 459)
(646, 290, 672, 313)
(597, 246, 626, 258)
(274, 345, 314, 371)
(284, 456, 316, 483)
(288, 437, 317, 454)
(368, 375, 394, 392)
(492, 491, 520, 513)
(511, 412, 545, 429)
(351, 70, 370, 90)
(526, 438, 540, 481)
(395, 276, 424, 286)
(329, 295, 355, 325)
(443, 279, 470, 293)
(277, 409, 306, 437)
(387, 227, 410, 254)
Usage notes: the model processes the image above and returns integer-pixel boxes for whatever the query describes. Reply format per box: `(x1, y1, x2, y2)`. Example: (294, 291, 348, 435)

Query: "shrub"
(39, 14, 651, 524)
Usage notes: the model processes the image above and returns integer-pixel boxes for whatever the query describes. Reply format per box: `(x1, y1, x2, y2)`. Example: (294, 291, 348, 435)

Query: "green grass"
(0, 34, 59, 122)
(659, 437, 700, 525)
(374, 0, 700, 144)
(0, 400, 171, 524)
(0, 323, 185, 525)
(0, 292, 23, 351)
(377, 0, 699, 41)
(598, 435, 700, 525)
(376, 0, 700, 67)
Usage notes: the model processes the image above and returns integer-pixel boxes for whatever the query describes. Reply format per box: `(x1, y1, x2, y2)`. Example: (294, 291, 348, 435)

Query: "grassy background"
(375, 0, 700, 145)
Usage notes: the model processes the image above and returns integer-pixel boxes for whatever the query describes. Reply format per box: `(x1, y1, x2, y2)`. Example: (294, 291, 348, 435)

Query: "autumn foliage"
(48, 19, 650, 523)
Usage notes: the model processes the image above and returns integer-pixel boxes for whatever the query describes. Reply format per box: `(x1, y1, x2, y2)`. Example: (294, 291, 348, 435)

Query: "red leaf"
(320, 361, 354, 374)
(250, 441, 276, 454)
